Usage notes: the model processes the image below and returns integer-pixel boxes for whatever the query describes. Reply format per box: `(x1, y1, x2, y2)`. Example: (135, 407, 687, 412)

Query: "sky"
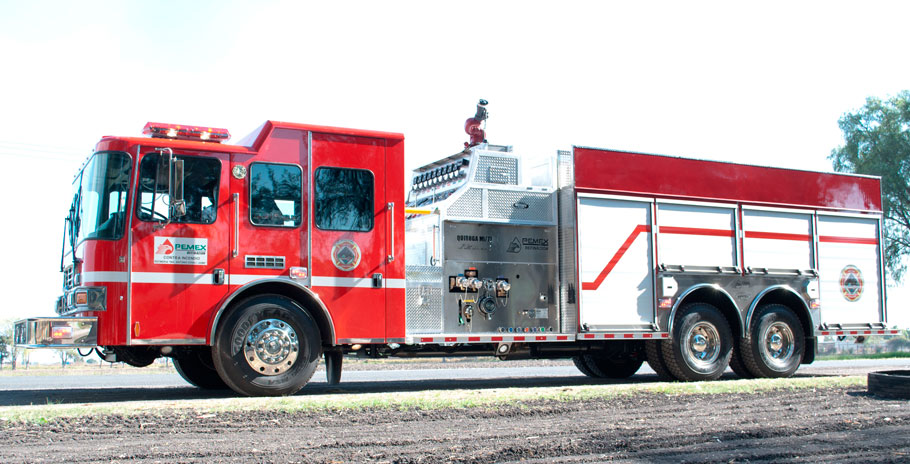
(1, 0, 909, 335)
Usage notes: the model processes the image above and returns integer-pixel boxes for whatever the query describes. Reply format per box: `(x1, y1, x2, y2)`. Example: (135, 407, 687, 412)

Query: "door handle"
(232, 193, 239, 258)
(213, 268, 225, 285)
(372, 273, 383, 288)
(387, 202, 394, 263)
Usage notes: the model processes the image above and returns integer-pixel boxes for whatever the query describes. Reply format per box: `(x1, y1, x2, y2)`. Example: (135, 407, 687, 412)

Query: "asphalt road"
(0, 358, 907, 406)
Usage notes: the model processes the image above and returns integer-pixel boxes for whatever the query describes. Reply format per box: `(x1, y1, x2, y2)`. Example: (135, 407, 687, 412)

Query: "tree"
(830, 91, 910, 280)
(57, 349, 76, 368)
(0, 333, 9, 370)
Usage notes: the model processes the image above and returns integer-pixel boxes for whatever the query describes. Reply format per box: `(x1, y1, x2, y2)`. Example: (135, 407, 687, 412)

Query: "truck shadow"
(0, 371, 838, 406)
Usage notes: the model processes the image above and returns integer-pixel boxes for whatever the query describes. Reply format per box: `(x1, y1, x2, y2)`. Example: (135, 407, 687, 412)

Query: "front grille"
(63, 265, 75, 291)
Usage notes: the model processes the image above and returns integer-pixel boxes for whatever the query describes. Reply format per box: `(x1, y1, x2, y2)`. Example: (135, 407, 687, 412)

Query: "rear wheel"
(645, 340, 675, 381)
(728, 346, 755, 379)
(741, 304, 804, 378)
(572, 356, 598, 377)
(579, 353, 643, 379)
(661, 303, 733, 381)
(213, 294, 322, 396)
(173, 347, 228, 390)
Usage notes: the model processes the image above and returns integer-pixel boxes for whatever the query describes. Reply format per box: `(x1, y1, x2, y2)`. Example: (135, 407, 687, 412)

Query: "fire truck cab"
(15, 104, 898, 396)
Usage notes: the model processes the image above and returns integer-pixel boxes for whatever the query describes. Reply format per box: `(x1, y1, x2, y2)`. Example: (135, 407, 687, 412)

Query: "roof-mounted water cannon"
(464, 99, 489, 148)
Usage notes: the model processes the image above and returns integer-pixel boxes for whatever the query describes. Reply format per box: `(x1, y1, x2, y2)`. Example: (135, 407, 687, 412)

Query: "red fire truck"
(15, 102, 898, 396)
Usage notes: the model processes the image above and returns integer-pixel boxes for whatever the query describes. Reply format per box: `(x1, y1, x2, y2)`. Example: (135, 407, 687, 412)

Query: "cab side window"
(314, 167, 374, 231)
(137, 153, 220, 224)
(250, 163, 302, 227)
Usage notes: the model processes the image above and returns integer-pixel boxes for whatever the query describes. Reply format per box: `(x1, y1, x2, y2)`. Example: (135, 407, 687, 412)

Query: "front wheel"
(661, 303, 733, 381)
(213, 294, 322, 396)
(741, 304, 804, 378)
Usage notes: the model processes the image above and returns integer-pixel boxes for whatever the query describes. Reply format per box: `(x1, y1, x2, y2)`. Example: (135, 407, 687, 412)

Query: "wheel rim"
(684, 322, 720, 370)
(760, 321, 795, 370)
(243, 318, 299, 375)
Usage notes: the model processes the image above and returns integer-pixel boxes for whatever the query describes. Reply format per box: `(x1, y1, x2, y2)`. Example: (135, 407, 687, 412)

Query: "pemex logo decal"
(156, 239, 174, 255)
(154, 236, 208, 265)
(839, 265, 864, 302)
(331, 239, 361, 272)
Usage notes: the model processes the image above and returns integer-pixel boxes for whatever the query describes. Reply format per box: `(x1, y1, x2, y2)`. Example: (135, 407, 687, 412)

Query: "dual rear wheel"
(643, 302, 804, 381)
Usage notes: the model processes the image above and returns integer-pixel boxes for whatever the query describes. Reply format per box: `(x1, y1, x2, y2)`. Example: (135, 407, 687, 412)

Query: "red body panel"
(574, 147, 882, 212)
(78, 121, 405, 347)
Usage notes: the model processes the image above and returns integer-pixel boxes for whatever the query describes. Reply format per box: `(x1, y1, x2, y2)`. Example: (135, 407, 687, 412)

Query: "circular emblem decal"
(839, 265, 864, 302)
(331, 239, 361, 272)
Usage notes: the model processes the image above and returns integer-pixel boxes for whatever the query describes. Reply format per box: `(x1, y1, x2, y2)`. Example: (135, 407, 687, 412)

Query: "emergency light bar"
(143, 122, 231, 143)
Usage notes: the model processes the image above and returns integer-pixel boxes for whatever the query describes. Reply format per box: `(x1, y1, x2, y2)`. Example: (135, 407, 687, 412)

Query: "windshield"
(76, 151, 131, 241)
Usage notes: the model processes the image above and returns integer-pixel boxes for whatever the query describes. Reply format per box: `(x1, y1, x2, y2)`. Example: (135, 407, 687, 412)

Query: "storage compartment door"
(656, 203, 737, 268)
(817, 215, 884, 326)
(742, 209, 814, 272)
(578, 196, 654, 329)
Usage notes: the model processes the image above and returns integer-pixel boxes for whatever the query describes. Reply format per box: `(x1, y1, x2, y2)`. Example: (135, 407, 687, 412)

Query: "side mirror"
(169, 158, 186, 219)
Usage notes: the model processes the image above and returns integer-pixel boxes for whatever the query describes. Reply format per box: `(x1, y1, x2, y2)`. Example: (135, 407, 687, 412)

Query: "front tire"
(741, 304, 804, 378)
(662, 303, 733, 381)
(213, 294, 321, 396)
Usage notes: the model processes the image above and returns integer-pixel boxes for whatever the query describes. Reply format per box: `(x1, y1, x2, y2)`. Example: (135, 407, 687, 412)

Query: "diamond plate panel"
(487, 190, 554, 222)
(406, 265, 444, 334)
(476, 155, 518, 185)
(447, 187, 483, 218)
(557, 150, 577, 334)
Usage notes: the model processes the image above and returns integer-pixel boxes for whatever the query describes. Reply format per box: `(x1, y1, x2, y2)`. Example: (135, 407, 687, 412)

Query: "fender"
(744, 284, 811, 334)
(668, 283, 741, 337)
(208, 277, 336, 345)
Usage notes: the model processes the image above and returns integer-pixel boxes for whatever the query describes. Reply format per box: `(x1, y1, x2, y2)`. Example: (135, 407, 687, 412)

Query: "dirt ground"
(1, 383, 908, 464)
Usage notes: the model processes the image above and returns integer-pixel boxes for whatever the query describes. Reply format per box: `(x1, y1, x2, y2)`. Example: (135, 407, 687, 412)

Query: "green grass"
(816, 351, 910, 361)
(0, 375, 866, 424)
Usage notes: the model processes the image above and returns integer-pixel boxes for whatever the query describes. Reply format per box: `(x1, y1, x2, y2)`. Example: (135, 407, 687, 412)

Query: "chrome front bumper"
(14, 317, 98, 348)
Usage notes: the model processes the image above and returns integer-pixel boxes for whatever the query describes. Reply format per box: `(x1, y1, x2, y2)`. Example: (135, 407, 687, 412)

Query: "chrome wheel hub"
(243, 319, 299, 376)
(684, 322, 720, 369)
(761, 322, 794, 369)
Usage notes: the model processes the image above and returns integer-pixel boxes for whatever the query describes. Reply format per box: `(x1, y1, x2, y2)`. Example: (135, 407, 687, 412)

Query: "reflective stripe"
(96, 271, 407, 289)
(817, 329, 899, 336)
(82, 272, 129, 283)
(229, 274, 270, 285)
(132, 272, 212, 285)
(312, 276, 406, 289)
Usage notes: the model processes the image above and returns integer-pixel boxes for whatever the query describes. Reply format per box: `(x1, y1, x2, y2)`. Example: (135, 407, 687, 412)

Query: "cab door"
(129, 149, 231, 344)
(309, 132, 390, 342)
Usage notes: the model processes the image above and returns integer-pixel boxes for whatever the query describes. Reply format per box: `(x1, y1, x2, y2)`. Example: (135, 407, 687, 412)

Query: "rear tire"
(728, 347, 755, 379)
(580, 354, 643, 379)
(661, 303, 733, 381)
(572, 356, 598, 377)
(173, 347, 229, 390)
(213, 294, 321, 396)
(741, 304, 804, 378)
(645, 340, 675, 381)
